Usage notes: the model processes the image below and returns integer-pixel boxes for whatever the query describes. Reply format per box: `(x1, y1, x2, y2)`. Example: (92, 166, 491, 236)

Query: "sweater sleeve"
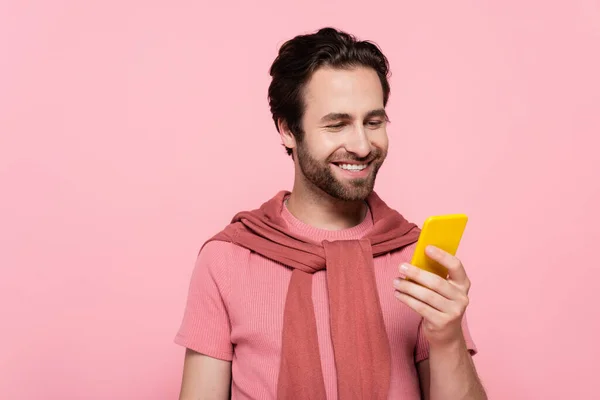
(415, 312, 478, 363)
(174, 241, 234, 361)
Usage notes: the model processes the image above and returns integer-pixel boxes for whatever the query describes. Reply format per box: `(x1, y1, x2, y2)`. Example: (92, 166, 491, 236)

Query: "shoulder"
(198, 239, 251, 267)
(189, 240, 251, 298)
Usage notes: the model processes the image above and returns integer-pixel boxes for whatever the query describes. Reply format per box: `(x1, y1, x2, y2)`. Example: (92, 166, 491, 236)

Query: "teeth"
(338, 163, 367, 171)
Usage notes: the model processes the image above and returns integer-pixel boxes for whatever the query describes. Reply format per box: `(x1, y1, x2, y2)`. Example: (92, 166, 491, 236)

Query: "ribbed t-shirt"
(175, 200, 477, 399)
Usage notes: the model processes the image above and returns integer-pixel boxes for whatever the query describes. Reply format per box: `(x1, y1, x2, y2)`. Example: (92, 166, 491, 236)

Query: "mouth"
(333, 162, 369, 171)
(330, 161, 373, 177)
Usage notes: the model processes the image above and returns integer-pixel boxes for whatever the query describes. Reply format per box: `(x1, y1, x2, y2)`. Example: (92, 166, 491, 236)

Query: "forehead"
(302, 66, 384, 119)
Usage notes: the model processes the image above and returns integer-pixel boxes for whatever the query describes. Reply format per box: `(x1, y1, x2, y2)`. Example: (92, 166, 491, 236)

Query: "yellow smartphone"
(410, 214, 468, 278)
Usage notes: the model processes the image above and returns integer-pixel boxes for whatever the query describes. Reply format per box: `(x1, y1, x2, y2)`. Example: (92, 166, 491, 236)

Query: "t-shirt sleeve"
(174, 241, 234, 361)
(415, 312, 478, 363)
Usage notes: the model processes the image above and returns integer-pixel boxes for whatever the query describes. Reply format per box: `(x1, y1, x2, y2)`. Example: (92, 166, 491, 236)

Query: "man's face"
(294, 66, 389, 201)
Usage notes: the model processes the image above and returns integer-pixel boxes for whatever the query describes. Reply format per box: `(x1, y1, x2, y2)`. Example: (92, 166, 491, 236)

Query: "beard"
(296, 142, 386, 201)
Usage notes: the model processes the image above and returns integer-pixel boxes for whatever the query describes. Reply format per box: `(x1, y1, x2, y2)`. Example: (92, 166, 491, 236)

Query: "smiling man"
(175, 27, 487, 400)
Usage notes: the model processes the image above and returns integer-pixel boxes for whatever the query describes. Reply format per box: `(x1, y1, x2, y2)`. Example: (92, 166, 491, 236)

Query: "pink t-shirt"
(175, 201, 477, 399)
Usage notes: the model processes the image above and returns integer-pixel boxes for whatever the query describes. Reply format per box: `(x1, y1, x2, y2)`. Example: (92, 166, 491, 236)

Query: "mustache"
(327, 148, 384, 164)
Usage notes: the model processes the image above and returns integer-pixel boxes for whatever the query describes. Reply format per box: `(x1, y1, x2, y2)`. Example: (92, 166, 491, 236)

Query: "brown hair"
(268, 27, 391, 156)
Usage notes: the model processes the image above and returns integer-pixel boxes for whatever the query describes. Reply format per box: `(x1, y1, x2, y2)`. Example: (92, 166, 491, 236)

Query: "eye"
(326, 123, 345, 129)
(366, 120, 384, 128)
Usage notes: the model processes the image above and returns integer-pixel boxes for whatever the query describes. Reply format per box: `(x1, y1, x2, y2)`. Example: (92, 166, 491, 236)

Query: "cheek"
(370, 128, 389, 151)
(304, 132, 341, 160)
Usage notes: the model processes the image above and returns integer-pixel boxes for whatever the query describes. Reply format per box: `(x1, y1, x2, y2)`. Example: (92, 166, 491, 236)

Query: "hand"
(393, 245, 471, 348)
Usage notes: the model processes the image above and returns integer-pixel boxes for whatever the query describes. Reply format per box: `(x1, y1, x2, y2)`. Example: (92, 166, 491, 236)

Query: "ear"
(277, 119, 296, 151)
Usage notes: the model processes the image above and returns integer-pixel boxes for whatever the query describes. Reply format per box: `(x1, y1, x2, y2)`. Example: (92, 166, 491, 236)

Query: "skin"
(179, 65, 487, 399)
(395, 246, 488, 400)
(178, 349, 231, 400)
(281, 66, 389, 229)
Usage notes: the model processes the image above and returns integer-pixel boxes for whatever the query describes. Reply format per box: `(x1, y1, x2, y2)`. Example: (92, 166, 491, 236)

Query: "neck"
(286, 183, 368, 231)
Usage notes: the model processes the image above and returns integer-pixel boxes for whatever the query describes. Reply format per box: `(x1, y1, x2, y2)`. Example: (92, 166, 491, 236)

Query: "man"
(175, 27, 487, 400)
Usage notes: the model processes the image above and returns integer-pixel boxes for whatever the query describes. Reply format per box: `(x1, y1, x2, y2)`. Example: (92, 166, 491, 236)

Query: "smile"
(330, 161, 373, 177)
(337, 163, 368, 171)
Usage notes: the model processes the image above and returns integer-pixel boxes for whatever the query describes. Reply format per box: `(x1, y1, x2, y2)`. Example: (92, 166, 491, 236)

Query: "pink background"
(1, 1, 599, 399)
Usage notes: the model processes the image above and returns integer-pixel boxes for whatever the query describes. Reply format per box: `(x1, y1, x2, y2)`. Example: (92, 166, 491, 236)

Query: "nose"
(344, 125, 371, 158)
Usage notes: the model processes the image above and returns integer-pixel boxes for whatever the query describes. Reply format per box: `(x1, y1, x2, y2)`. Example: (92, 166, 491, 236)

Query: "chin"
(328, 181, 376, 202)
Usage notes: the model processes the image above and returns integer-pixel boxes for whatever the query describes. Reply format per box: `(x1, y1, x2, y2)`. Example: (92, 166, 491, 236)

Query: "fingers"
(394, 290, 443, 321)
(425, 246, 471, 291)
(398, 263, 458, 300)
(394, 264, 470, 323)
(393, 278, 448, 312)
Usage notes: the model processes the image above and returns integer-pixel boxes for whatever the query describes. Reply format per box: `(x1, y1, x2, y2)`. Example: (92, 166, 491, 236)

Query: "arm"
(179, 348, 232, 400)
(417, 345, 486, 400)
(175, 242, 236, 399)
(394, 245, 487, 400)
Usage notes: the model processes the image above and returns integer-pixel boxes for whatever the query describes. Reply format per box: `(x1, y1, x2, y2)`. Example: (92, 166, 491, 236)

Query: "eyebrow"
(319, 108, 389, 124)
(365, 108, 389, 120)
